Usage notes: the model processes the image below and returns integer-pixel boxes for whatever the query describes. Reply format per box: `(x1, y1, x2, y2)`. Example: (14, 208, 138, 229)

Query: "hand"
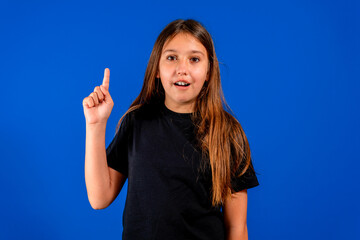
(82, 68, 114, 125)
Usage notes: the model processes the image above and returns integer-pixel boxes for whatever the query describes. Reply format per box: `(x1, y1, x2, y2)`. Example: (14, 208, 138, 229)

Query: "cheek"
(159, 64, 175, 79)
(192, 67, 208, 81)
(160, 79, 169, 89)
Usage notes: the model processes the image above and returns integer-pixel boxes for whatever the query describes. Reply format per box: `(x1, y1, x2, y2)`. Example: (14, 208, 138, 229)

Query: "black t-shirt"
(106, 102, 259, 240)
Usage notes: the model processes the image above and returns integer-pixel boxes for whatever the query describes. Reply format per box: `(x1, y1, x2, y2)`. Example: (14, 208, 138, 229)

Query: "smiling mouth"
(174, 81, 190, 86)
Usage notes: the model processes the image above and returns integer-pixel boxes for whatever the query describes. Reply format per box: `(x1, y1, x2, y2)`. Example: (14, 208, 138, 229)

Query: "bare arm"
(85, 123, 126, 209)
(83, 68, 126, 209)
(223, 189, 248, 240)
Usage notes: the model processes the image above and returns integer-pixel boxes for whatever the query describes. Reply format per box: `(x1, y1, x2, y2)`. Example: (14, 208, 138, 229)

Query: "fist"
(82, 68, 114, 125)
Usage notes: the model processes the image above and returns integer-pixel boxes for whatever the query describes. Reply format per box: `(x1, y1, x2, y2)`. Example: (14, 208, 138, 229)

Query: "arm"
(85, 123, 127, 210)
(223, 189, 248, 240)
(83, 68, 127, 209)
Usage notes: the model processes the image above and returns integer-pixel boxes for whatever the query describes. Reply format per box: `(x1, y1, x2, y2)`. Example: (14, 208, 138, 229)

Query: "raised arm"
(82, 68, 126, 209)
(223, 189, 249, 240)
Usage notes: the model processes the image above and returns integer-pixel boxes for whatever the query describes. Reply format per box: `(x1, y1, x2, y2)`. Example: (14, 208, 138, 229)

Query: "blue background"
(1, 0, 359, 239)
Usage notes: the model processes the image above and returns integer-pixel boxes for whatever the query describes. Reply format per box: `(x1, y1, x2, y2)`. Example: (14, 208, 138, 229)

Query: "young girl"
(83, 19, 259, 240)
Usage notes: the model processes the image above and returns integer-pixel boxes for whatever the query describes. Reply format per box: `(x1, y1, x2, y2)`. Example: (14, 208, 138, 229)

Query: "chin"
(176, 99, 192, 104)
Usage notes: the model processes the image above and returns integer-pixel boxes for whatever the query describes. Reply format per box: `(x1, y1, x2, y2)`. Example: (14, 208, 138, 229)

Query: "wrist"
(86, 122, 107, 132)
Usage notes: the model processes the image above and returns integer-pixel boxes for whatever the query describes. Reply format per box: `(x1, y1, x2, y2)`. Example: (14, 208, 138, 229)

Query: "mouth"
(174, 80, 190, 87)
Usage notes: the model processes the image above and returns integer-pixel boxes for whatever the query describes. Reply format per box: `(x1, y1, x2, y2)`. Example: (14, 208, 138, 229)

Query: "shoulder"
(121, 102, 162, 126)
(115, 103, 164, 141)
(131, 103, 162, 120)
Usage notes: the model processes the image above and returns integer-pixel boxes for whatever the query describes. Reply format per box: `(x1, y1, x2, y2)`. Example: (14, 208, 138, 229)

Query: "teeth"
(175, 81, 190, 86)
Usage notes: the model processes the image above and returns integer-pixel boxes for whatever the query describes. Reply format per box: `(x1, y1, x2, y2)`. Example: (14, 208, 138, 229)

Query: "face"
(157, 32, 209, 113)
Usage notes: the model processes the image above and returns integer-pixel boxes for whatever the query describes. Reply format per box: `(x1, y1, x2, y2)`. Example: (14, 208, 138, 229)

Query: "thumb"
(102, 68, 110, 90)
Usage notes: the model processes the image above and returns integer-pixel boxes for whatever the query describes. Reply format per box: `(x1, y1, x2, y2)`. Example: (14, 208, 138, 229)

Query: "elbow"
(226, 225, 248, 240)
(87, 195, 111, 210)
(90, 203, 107, 210)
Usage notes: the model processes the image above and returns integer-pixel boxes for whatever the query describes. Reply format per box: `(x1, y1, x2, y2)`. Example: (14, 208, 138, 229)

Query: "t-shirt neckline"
(161, 102, 193, 119)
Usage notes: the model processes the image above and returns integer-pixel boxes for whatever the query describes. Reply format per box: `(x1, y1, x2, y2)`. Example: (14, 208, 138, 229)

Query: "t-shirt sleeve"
(231, 159, 259, 192)
(106, 113, 132, 177)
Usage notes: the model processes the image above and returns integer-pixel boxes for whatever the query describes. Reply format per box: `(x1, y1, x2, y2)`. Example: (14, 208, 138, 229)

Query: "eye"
(190, 57, 200, 63)
(166, 55, 177, 61)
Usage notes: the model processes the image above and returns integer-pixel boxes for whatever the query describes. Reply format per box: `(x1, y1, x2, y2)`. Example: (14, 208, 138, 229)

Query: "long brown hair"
(116, 19, 253, 206)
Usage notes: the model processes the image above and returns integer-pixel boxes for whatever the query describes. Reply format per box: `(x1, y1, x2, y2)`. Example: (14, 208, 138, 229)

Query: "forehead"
(162, 32, 207, 54)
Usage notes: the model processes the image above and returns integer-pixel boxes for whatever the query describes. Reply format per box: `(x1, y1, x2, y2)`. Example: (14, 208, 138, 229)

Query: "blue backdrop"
(1, 0, 359, 239)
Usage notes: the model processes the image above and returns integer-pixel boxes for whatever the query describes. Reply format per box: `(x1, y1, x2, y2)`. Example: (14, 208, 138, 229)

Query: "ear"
(156, 72, 160, 78)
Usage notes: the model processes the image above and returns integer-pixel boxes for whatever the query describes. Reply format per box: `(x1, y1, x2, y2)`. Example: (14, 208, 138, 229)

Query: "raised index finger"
(102, 68, 110, 90)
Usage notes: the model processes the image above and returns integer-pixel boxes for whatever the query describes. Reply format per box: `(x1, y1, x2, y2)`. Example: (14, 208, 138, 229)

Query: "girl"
(83, 19, 259, 240)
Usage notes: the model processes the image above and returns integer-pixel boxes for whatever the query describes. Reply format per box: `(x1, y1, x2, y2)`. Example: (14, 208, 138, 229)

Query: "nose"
(176, 58, 188, 76)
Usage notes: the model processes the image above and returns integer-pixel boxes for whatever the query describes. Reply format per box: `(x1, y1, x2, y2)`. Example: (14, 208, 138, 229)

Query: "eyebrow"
(163, 49, 205, 56)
